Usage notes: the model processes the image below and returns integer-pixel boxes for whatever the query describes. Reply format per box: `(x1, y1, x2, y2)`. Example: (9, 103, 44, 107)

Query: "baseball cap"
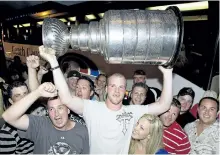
(203, 90, 218, 99)
(67, 70, 81, 78)
(177, 87, 195, 100)
(134, 70, 146, 76)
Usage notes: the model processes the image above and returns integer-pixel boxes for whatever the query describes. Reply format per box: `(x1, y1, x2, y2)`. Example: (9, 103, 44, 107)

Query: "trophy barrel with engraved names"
(42, 6, 183, 68)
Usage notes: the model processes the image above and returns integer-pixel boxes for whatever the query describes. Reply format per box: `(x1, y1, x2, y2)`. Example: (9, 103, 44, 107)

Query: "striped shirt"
(0, 123, 34, 154)
(163, 121, 191, 154)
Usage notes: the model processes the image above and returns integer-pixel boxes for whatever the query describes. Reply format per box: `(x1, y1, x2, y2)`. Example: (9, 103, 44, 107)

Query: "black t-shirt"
(176, 111, 196, 128)
(145, 87, 161, 105)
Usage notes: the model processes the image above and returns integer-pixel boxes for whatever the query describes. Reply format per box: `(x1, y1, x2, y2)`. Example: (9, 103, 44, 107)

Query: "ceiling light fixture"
(85, 14, 96, 21)
(98, 13, 104, 18)
(59, 18, 67, 22)
(68, 16, 76, 21)
(22, 23, 30, 27)
(31, 10, 56, 19)
(37, 21, 43, 25)
(146, 1, 208, 11)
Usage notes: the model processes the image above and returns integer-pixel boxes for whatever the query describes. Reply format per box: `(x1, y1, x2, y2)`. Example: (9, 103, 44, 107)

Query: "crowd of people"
(0, 45, 219, 154)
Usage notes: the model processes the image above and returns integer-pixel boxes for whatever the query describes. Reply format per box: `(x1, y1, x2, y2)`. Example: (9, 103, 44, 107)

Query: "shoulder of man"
(174, 122, 188, 135)
(1, 123, 18, 136)
(72, 122, 89, 139)
(213, 120, 220, 127)
(184, 120, 197, 132)
(70, 113, 86, 126)
(0, 125, 17, 154)
(75, 121, 88, 129)
(149, 87, 161, 98)
(84, 99, 105, 108)
(149, 86, 161, 92)
(27, 115, 50, 127)
(166, 122, 189, 141)
(0, 123, 23, 147)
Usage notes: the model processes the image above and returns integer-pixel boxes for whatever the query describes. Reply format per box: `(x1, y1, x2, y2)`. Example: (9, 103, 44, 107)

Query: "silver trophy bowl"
(42, 18, 70, 56)
(42, 6, 183, 68)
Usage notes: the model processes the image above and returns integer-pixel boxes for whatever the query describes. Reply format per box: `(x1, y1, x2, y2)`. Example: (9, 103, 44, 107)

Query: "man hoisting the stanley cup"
(39, 6, 183, 154)
(2, 6, 184, 154)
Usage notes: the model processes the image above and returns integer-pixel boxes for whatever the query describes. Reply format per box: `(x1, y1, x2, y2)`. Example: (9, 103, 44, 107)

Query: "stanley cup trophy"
(42, 6, 183, 68)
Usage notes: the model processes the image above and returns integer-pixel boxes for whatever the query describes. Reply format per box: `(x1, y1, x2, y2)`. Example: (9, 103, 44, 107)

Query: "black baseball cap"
(67, 70, 81, 78)
(134, 70, 146, 76)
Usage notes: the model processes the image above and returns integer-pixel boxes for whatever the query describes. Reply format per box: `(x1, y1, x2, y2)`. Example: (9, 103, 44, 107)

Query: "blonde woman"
(129, 114, 168, 154)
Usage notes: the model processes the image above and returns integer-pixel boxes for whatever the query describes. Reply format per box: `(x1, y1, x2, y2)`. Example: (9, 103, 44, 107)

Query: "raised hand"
(26, 55, 40, 69)
(39, 46, 56, 64)
(38, 66, 49, 75)
(37, 82, 58, 98)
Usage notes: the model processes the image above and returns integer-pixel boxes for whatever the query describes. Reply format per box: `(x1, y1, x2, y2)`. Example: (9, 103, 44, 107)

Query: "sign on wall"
(3, 42, 39, 63)
(3, 42, 100, 78)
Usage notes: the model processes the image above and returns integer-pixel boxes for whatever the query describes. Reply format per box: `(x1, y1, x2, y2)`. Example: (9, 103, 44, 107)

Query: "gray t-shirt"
(18, 115, 89, 154)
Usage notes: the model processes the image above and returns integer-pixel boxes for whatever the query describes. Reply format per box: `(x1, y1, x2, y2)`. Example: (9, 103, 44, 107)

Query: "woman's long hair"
(129, 114, 164, 154)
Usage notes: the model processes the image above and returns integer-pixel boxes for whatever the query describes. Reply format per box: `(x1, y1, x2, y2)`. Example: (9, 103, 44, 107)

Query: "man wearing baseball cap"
(176, 87, 196, 128)
(66, 70, 81, 96)
(130, 69, 161, 105)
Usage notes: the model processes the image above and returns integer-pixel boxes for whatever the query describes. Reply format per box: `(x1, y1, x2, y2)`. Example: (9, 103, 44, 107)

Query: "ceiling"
(0, 1, 212, 24)
(0, 1, 85, 20)
(0, 1, 83, 10)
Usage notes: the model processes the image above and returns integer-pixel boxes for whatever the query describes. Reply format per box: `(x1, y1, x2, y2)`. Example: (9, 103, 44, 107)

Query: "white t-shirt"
(83, 100, 149, 154)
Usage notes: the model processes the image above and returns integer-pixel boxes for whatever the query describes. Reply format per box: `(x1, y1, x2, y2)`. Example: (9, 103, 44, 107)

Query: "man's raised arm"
(2, 82, 57, 131)
(27, 55, 40, 91)
(39, 46, 85, 115)
(148, 66, 173, 115)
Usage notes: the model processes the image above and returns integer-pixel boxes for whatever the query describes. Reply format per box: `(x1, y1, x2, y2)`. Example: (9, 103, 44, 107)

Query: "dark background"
(0, 1, 219, 90)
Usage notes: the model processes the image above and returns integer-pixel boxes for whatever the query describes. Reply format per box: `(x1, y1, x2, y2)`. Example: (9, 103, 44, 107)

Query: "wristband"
(50, 66, 59, 71)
